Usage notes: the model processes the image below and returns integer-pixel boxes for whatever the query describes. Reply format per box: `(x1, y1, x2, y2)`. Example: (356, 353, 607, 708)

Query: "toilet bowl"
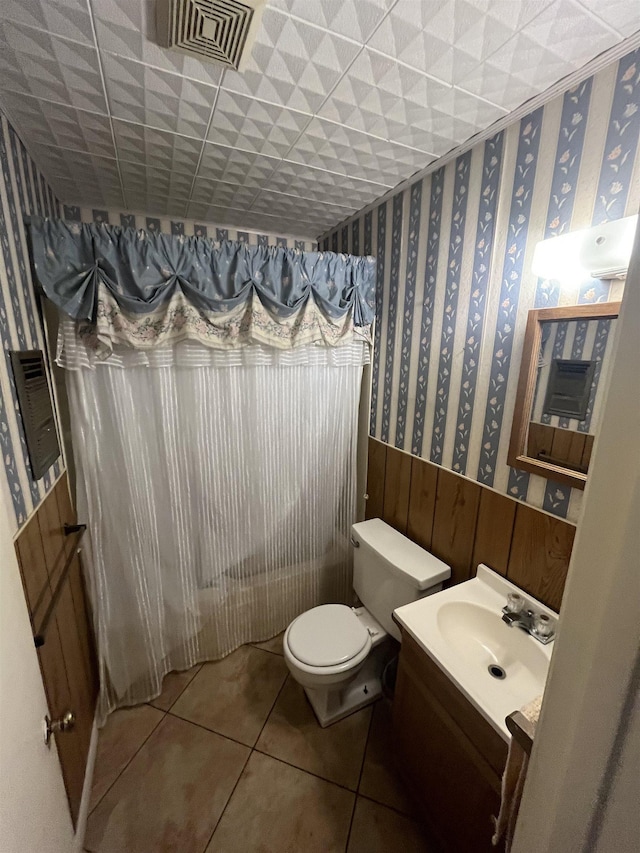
(284, 519, 451, 727)
(284, 604, 392, 726)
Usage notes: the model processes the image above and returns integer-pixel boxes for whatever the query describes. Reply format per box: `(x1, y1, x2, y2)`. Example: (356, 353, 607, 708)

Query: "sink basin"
(437, 600, 549, 694)
(394, 565, 556, 741)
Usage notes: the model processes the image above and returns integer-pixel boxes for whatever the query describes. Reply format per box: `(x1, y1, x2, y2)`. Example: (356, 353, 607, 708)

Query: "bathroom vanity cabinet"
(393, 630, 507, 853)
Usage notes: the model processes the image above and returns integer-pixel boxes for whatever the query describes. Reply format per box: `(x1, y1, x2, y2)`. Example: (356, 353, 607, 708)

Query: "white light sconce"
(532, 214, 638, 284)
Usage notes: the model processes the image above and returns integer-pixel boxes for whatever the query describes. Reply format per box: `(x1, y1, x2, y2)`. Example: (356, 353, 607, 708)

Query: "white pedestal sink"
(393, 565, 557, 741)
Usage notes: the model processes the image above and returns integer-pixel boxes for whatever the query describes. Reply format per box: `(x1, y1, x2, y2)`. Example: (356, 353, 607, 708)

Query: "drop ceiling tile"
(519, 0, 621, 62)
(198, 144, 280, 188)
(0, 20, 107, 114)
(119, 163, 195, 201)
(368, 0, 552, 85)
(458, 1, 620, 111)
(221, 7, 361, 114)
(102, 53, 216, 137)
(113, 121, 203, 175)
(187, 202, 254, 223)
(578, 0, 640, 36)
(28, 145, 119, 182)
(208, 91, 310, 158)
(267, 0, 395, 43)
(49, 177, 125, 207)
(318, 49, 449, 142)
(122, 195, 188, 217)
(92, 0, 223, 86)
(269, 161, 390, 208)
(288, 117, 434, 184)
(0, 93, 116, 159)
(190, 178, 257, 208)
(250, 190, 353, 221)
(187, 202, 318, 238)
(2, 0, 95, 45)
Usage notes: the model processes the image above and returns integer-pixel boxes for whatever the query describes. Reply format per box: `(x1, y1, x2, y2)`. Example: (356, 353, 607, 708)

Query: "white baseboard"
(73, 715, 98, 852)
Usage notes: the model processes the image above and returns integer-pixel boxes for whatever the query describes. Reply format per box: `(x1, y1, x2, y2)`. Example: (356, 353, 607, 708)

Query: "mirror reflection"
(526, 317, 617, 476)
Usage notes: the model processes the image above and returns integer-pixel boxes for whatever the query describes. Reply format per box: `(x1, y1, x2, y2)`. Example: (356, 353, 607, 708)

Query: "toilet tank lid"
(351, 519, 451, 590)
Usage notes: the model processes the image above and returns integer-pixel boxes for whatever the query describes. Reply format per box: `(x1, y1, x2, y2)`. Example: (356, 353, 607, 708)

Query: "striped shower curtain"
(61, 323, 367, 723)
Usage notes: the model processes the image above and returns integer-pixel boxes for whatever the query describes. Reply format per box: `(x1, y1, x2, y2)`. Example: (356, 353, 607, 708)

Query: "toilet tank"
(351, 518, 451, 641)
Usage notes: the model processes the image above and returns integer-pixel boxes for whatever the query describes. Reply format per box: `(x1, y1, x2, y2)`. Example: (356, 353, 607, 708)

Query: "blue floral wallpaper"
(60, 207, 317, 252)
(322, 48, 640, 522)
(0, 112, 63, 532)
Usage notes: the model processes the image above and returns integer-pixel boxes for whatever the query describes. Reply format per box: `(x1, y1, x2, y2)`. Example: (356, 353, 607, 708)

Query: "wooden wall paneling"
(365, 437, 387, 520)
(507, 504, 576, 611)
(15, 515, 51, 622)
(382, 446, 412, 534)
(53, 581, 94, 758)
(527, 422, 552, 460)
(471, 490, 517, 578)
(68, 553, 99, 699)
(38, 483, 66, 585)
(549, 428, 586, 470)
(582, 434, 595, 470)
(54, 474, 76, 558)
(14, 477, 97, 828)
(432, 469, 481, 586)
(36, 617, 85, 821)
(406, 457, 438, 550)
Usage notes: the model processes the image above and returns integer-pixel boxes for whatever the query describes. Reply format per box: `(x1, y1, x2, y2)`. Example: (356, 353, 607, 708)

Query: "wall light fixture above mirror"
(532, 215, 637, 284)
(508, 302, 620, 490)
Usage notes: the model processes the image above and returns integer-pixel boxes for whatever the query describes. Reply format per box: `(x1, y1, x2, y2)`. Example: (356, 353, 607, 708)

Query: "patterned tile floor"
(84, 634, 438, 853)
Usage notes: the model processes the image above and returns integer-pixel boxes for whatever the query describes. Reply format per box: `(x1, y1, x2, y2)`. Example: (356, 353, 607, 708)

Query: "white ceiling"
(0, 0, 638, 239)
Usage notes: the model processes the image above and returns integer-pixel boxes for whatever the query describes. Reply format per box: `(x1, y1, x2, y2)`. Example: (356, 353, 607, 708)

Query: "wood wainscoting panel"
(407, 456, 438, 550)
(507, 503, 576, 611)
(365, 437, 576, 612)
(14, 472, 98, 827)
(37, 615, 87, 818)
(582, 434, 595, 471)
(365, 437, 387, 520)
(471, 490, 517, 578)
(527, 422, 552, 460)
(432, 469, 481, 586)
(550, 428, 586, 470)
(15, 514, 52, 624)
(382, 445, 412, 534)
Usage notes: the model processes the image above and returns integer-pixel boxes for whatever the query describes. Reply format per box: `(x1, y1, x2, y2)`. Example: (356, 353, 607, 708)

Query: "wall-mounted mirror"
(508, 302, 620, 490)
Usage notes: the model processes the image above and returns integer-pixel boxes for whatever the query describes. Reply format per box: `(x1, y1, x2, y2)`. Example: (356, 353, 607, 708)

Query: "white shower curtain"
(61, 325, 367, 722)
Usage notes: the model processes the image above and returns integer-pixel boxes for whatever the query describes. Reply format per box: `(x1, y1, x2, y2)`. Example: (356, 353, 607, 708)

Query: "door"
(14, 472, 98, 826)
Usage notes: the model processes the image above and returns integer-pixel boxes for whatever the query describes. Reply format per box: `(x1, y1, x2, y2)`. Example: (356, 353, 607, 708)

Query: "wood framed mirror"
(508, 302, 620, 490)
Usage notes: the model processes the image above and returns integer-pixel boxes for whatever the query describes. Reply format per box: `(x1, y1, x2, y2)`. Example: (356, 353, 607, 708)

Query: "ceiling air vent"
(10, 350, 60, 481)
(156, 0, 265, 71)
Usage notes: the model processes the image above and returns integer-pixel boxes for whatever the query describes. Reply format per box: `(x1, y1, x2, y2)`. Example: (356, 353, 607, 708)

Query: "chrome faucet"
(501, 593, 556, 645)
(502, 608, 535, 630)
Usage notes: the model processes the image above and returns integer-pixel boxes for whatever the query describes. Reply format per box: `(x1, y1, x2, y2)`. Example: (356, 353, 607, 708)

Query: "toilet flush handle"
(350, 535, 360, 548)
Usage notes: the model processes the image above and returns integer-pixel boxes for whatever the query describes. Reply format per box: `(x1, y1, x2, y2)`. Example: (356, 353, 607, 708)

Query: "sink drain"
(488, 664, 506, 680)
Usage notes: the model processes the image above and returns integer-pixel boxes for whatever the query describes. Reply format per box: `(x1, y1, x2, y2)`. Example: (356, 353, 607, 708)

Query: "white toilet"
(284, 517, 451, 727)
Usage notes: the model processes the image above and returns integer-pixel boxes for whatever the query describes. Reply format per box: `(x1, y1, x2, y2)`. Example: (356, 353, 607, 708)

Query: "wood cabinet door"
(15, 474, 98, 826)
(393, 639, 505, 853)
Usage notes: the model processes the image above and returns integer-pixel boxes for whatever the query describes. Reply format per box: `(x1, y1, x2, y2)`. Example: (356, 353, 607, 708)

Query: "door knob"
(44, 710, 75, 747)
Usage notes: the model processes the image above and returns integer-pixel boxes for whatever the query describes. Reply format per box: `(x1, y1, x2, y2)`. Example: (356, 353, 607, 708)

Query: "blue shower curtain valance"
(29, 217, 376, 355)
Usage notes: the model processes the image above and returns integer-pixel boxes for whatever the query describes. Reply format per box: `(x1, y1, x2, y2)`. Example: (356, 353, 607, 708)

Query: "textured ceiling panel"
(0, 0, 638, 238)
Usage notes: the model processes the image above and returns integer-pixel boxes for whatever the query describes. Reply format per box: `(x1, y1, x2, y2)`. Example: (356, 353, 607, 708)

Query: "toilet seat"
(286, 604, 371, 670)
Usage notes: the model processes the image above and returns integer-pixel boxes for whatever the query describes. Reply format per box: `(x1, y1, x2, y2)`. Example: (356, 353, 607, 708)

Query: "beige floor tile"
(206, 751, 354, 853)
(359, 699, 417, 816)
(85, 714, 249, 853)
(150, 664, 202, 711)
(251, 632, 285, 655)
(170, 645, 288, 746)
(256, 677, 372, 790)
(89, 704, 164, 811)
(347, 796, 435, 853)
